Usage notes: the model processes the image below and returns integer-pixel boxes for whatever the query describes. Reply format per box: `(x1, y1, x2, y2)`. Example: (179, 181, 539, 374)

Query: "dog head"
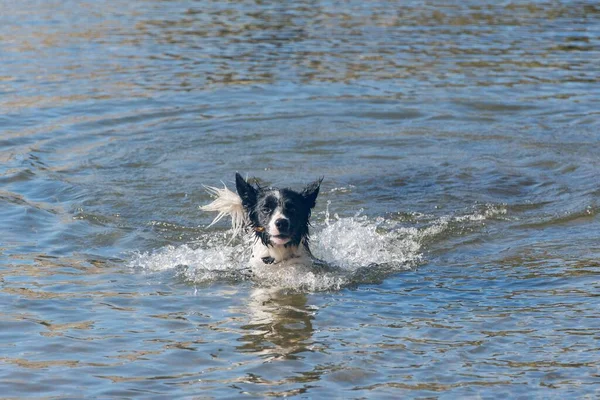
(235, 173, 322, 247)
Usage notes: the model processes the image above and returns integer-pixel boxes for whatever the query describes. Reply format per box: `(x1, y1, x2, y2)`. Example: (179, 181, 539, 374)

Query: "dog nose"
(275, 218, 289, 231)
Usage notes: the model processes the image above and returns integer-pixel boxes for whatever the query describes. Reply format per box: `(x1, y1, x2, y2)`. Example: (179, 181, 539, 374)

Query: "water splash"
(313, 202, 422, 271)
(128, 204, 507, 291)
(128, 232, 253, 283)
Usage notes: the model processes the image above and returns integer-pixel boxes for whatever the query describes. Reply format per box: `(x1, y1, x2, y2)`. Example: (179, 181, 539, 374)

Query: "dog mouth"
(270, 234, 291, 245)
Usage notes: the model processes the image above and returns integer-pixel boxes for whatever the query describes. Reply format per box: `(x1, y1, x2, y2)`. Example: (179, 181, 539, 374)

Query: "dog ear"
(301, 177, 323, 209)
(235, 173, 257, 208)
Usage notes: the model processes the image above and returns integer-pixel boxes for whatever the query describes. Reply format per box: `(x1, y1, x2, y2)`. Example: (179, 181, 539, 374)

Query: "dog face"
(235, 173, 321, 247)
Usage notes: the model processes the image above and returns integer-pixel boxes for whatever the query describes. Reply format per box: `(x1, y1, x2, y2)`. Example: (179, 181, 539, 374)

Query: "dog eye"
(261, 206, 272, 214)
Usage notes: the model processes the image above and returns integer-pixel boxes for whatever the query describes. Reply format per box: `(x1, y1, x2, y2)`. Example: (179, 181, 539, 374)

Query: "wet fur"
(202, 173, 322, 268)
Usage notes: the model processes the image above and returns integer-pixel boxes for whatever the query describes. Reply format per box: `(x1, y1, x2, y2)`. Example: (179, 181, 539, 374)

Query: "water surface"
(1, 0, 600, 398)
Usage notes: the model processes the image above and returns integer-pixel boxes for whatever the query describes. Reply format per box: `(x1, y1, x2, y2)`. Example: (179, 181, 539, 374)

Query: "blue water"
(1, 0, 600, 397)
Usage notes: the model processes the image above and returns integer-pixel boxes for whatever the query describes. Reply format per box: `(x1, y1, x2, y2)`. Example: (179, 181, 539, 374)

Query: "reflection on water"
(238, 290, 314, 361)
(1, 0, 600, 397)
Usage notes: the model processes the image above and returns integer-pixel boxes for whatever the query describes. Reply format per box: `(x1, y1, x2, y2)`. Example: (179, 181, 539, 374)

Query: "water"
(1, 0, 600, 397)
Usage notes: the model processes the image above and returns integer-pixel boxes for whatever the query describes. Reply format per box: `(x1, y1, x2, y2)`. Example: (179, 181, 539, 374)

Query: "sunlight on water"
(129, 202, 507, 291)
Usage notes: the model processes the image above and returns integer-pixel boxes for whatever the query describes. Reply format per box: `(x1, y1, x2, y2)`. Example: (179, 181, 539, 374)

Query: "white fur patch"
(268, 206, 291, 245)
(268, 209, 285, 235)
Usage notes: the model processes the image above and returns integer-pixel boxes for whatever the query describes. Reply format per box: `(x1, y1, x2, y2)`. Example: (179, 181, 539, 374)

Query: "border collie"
(201, 173, 322, 268)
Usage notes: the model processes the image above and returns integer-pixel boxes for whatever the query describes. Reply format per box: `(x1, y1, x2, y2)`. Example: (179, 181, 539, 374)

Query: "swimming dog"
(201, 173, 322, 268)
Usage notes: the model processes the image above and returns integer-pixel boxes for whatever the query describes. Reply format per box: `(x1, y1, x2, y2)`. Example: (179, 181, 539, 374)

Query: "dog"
(201, 173, 322, 269)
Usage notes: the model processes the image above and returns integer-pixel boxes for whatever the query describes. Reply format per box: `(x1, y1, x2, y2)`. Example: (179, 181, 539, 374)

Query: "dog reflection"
(237, 289, 315, 360)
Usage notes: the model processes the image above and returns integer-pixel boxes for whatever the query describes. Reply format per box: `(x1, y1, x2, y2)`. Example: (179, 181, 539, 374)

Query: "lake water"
(1, 0, 600, 397)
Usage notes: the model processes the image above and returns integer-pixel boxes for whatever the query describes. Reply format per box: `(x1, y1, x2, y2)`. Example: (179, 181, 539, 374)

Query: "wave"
(128, 203, 506, 291)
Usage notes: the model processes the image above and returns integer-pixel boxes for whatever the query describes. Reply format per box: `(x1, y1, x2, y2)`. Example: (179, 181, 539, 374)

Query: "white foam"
(128, 232, 252, 282)
(311, 208, 422, 271)
(128, 203, 507, 291)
